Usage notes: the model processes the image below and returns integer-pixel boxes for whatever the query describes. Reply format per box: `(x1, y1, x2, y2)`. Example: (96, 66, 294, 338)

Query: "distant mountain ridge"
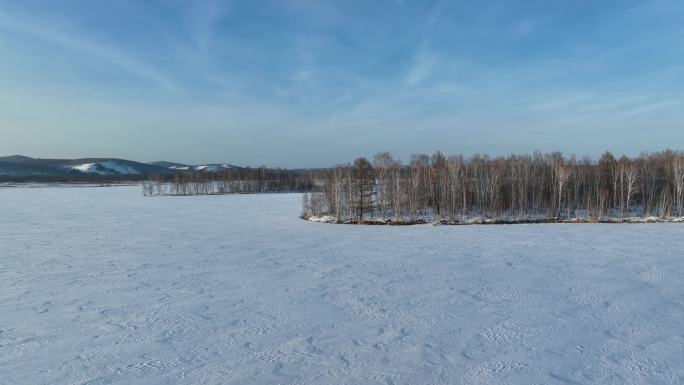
(148, 161, 239, 172)
(0, 156, 244, 180)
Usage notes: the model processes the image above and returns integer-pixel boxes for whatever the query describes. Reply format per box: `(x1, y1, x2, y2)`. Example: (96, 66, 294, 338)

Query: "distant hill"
(149, 161, 241, 172)
(0, 156, 174, 178)
(0, 156, 244, 181)
(149, 161, 189, 169)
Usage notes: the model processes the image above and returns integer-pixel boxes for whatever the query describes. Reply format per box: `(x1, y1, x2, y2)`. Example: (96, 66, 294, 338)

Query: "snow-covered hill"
(0, 156, 176, 178)
(149, 161, 239, 172)
(1, 156, 251, 179)
(65, 160, 142, 175)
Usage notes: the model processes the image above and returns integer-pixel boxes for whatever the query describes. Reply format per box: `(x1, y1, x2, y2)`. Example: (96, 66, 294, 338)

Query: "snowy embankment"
(2, 186, 684, 384)
(304, 214, 684, 225)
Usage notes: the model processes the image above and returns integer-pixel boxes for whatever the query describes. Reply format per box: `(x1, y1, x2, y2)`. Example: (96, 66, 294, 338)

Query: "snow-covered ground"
(2, 186, 684, 385)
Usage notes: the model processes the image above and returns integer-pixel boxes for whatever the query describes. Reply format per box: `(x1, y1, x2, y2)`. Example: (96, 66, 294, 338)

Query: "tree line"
(143, 167, 314, 196)
(302, 150, 684, 223)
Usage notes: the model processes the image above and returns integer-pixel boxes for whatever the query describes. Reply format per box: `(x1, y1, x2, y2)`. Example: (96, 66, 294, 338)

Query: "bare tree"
(373, 152, 394, 220)
(624, 161, 638, 216)
(553, 159, 571, 216)
(352, 157, 374, 221)
(305, 150, 684, 223)
(673, 154, 684, 216)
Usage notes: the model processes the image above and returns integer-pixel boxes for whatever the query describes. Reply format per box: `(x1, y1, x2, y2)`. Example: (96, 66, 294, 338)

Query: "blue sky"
(1, 0, 683, 167)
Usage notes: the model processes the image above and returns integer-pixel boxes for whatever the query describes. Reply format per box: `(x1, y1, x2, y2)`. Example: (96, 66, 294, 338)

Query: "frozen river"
(2, 186, 684, 384)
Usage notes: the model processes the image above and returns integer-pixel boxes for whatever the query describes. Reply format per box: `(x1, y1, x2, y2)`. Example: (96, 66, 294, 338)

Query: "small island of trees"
(302, 150, 684, 224)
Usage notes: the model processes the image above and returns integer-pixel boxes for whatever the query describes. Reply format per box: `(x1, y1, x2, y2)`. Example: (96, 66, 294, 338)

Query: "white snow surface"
(165, 164, 233, 172)
(192, 164, 234, 172)
(2, 186, 684, 385)
(69, 162, 103, 174)
(67, 161, 141, 175)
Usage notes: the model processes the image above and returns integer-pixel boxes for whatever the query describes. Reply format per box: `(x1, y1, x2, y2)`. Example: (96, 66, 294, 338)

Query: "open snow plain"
(2, 186, 684, 385)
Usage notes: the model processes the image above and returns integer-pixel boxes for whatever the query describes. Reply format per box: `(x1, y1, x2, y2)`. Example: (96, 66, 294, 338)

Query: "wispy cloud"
(183, 0, 229, 51)
(2, 0, 684, 165)
(405, 49, 439, 86)
(586, 29, 684, 64)
(0, 9, 178, 92)
(508, 19, 537, 39)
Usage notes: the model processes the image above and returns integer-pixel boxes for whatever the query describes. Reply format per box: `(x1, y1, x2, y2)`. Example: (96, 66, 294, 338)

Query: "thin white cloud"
(184, 0, 229, 51)
(405, 49, 439, 86)
(0, 9, 179, 92)
(586, 30, 684, 64)
(509, 19, 537, 39)
(526, 93, 595, 112)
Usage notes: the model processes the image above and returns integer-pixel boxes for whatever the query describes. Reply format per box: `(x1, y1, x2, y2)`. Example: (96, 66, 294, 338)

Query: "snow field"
(1, 186, 684, 384)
